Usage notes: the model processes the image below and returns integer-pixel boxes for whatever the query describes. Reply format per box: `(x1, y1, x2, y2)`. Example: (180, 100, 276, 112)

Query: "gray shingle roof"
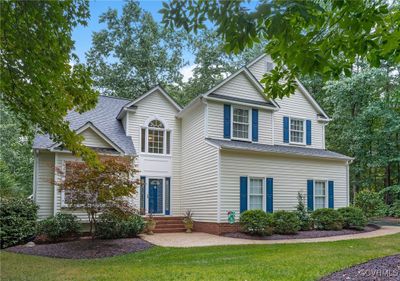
(33, 96, 136, 155)
(206, 138, 352, 161)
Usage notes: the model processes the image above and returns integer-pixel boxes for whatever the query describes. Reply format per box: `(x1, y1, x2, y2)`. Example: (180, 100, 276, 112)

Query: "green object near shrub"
(96, 212, 145, 239)
(337, 207, 367, 230)
(354, 190, 386, 218)
(38, 213, 80, 241)
(273, 210, 301, 234)
(311, 208, 343, 230)
(0, 197, 39, 248)
(239, 210, 273, 236)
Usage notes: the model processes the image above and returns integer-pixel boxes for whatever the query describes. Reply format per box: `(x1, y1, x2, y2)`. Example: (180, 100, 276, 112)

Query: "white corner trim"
(217, 149, 221, 223)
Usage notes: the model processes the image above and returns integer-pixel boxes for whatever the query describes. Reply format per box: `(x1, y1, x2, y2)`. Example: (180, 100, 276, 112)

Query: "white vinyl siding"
(220, 150, 348, 220)
(247, 55, 274, 81)
(35, 151, 55, 219)
(126, 90, 181, 215)
(80, 128, 113, 148)
(214, 72, 266, 102)
(182, 102, 219, 222)
(247, 56, 325, 149)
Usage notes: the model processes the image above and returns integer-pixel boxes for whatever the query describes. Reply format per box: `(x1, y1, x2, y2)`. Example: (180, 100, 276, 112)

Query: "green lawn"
(1, 234, 399, 281)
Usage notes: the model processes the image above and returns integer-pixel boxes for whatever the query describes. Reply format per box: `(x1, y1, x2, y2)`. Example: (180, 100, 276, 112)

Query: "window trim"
(247, 177, 265, 211)
(140, 119, 172, 156)
(60, 160, 84, 208)
(231, 105, 252, 141)
(289, 116, 306, 145)
(313, 179, 328, 210)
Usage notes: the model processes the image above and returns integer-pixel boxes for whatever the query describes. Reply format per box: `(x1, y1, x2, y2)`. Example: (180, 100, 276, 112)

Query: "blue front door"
(149, 179, 163, 214)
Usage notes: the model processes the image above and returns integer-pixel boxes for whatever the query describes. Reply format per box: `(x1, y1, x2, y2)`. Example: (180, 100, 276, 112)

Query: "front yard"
(1, 233, 399, 281)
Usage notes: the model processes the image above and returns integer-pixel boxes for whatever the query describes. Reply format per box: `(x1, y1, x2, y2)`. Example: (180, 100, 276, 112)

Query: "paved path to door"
(140, 226, 400, 247)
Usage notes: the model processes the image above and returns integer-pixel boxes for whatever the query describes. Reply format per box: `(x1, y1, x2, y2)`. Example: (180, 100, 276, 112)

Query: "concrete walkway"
(140, 226, 400, 248)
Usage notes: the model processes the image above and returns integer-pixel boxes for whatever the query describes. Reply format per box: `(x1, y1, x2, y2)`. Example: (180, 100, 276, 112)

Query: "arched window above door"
(141, 119, 171, 155)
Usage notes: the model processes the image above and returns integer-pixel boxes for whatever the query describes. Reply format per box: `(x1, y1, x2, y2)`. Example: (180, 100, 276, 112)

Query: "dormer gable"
(247, 54, 329, 121)
(117, 85, 182, 120)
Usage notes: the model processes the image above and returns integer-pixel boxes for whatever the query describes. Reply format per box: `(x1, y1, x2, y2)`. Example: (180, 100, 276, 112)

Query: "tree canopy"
(303, 62, 400, 198)
(86, 0, 186, 99)
(161, 0, 400, 99)
(1, 0, 99, 166)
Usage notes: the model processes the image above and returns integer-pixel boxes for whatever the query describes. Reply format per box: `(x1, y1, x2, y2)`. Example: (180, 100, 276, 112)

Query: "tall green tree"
(1, 0, 99, 166)
(161, 0, 400, 99)
(311, 63, 400, 199)
(86, 1, 186, 99)
(0, 104, 33, 197)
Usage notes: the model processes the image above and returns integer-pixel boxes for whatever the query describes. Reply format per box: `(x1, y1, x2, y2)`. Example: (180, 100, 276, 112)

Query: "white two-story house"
(33, 54, 352, 234)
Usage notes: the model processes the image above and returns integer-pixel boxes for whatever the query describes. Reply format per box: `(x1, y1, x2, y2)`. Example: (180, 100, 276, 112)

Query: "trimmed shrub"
(38, 213, 80, 241)
(0, 197, 39, 248)
(337, 207, 367, 230)
(354, 190, 386, 218)
(295, 192, 314, 231)
(311, 208, 343, 230)
(240, 210, 274, 236)
(273, 211, 301, 234)
(96, 212, 145, 239)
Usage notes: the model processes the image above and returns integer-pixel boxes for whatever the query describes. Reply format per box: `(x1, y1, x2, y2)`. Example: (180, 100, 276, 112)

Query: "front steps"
(150, 216, 186, 233)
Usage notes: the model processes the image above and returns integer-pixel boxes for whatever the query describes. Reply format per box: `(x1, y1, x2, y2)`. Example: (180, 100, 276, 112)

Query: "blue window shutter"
(240, 176, 248, 213)
(328, 181, 334, 208)
(165, 177, 171, 215)
(266, 178, 273, 213)
(223, 104, 231, 139)
(252, 108, 258, 142)
(306, 120, 312, 145)
(283, 116, 289, 143)
(307, 180, 314, 211)
(140, 176, 146, 213)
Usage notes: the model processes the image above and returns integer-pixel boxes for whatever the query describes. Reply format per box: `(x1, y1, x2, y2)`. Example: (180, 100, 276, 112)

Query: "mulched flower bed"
(223, 225, 379, 240)
(320, 254, 400, 281)
(6, 237, 152, 259)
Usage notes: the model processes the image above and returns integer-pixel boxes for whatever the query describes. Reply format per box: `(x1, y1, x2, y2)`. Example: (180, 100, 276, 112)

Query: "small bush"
(295, 192, 314, 231)
(337, 207, 367, 230)
(240, 210, 274, 236)
(354, 190, 386, 218)
(273, 211, 301, 234)
(38, 213, 80, 241)
(311, 208, 343, 230)
(96, 212, 145, 239)
(0, 197, 39, 248)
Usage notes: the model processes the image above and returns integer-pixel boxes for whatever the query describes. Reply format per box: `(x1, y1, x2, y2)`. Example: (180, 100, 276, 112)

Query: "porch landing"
(140, 226, 400, 247)
(148, 216, 185, 233)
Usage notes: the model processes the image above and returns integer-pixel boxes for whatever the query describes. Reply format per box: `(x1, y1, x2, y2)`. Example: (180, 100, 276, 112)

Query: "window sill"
(288, 142, 307, 146)
(139, 153, 172, 158)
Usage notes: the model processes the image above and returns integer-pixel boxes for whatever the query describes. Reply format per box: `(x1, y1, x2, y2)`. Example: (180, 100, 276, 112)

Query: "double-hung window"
(314, 180, 327, 209)
(290, 118, 305, 144)
(249, 178, 264, 210)
(141, 120, 171, 155)
(232, 107, 250, 140)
